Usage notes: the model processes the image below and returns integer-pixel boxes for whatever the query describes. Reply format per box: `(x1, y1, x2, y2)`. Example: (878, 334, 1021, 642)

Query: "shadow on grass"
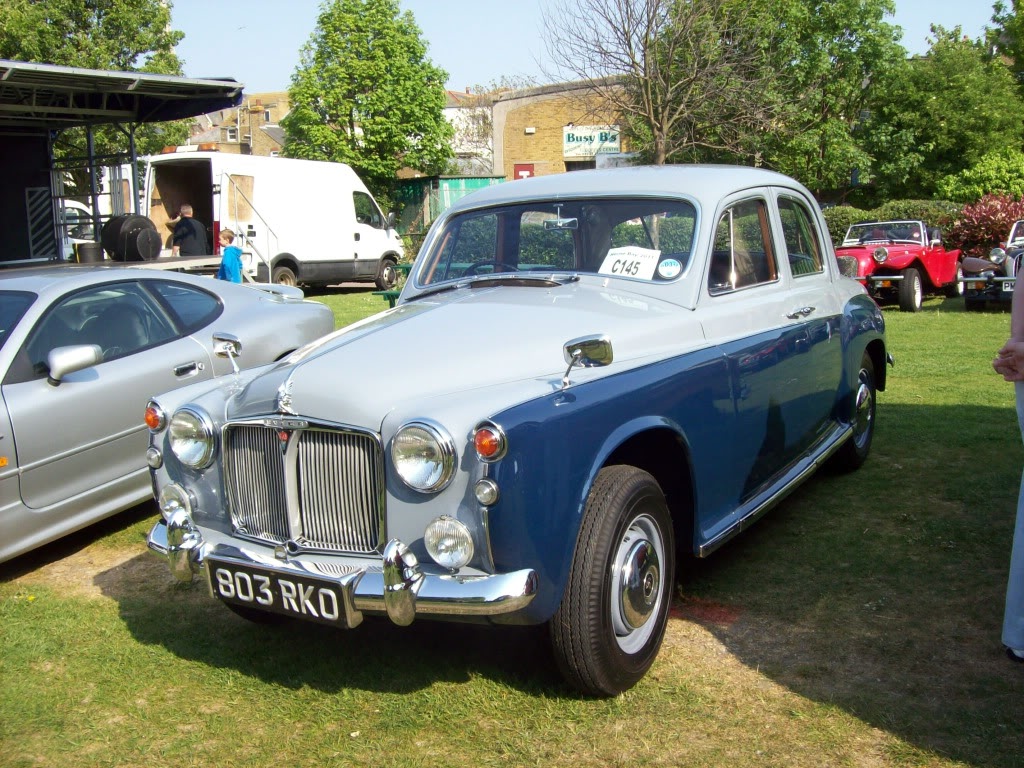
(77, 401, 1024, 765)
(679, 401, 1024, 768)
(93, 548, 562, 697)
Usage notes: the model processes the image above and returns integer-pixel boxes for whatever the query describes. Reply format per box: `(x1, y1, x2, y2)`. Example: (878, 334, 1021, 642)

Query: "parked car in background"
(0, 267, 334, 563)
(961, 219, 1024, 312)
(145, 165, 889, 696)
(836, 220, 962, 311)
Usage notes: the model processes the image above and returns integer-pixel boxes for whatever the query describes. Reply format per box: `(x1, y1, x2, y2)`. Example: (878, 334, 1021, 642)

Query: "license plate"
(206, 557, 347, 627)
(1007, 283, 1015, 293)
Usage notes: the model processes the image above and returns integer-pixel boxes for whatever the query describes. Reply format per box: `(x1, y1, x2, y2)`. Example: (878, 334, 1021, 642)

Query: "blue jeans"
(1005, 382, 1024, 652)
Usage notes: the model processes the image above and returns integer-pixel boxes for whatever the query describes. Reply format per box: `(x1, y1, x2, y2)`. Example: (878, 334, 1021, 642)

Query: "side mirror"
(562, 335, 613, 388)
(47, 344, 103, 386)
(213, 332, 242, 373)
(387, 211, 398, 230)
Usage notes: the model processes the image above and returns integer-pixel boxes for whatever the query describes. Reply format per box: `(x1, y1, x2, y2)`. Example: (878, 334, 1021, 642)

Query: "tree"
(861, 26, 1024, 201)
(281, 0, 454, 200)
(937, 149, 1024, 203)
(0, 0, 190, 192)
(757, 0, 906, 200)
(990, 0, 1024, 87)
(541, 0, 784, 165)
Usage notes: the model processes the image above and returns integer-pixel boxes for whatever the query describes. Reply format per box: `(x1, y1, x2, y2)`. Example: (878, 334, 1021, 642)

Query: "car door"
(772, 192, 844, 455)
(352, 190, 390, 279)
(2, 279, 216, 510)
(696, 194, 826, 542)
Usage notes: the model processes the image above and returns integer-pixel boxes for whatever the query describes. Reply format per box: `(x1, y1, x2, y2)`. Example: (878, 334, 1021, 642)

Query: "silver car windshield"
(418, 198, 697, 286)
(0, 291, 35, 350)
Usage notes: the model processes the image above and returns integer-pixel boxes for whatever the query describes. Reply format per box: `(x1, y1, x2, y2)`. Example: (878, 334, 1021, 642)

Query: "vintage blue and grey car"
(146, 165, 889, 696)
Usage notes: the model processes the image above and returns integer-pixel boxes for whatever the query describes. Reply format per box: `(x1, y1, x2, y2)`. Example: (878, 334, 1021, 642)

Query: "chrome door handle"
(786, 306, 815, 319)
(173, 361, 204, 377)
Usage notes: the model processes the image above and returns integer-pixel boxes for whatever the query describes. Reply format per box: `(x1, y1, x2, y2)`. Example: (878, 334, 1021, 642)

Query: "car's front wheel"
(550, 465, 675, 697)
(898, 267, 923, 311)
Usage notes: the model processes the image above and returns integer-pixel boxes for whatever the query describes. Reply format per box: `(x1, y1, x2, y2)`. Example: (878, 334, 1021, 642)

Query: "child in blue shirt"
(217, 228, 243, 283)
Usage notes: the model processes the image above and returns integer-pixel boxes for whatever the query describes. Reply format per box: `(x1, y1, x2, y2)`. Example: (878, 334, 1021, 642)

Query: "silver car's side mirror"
(562, 335, 613, 388)
(213, 332, 242, 374)
(47, 344, 102, 386)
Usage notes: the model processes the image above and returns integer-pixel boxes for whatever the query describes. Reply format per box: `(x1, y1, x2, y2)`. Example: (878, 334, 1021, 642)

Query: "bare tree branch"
(542, 0, 782, 164)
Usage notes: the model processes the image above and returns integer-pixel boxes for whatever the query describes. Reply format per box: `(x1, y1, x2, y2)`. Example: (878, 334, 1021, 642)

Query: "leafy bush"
(945, 194, 1024, 256)
(872, 199, 961, 227)
(822, 201, 963, 248)
(936, 150, 1024, 203)
(822, 206, 870, 247)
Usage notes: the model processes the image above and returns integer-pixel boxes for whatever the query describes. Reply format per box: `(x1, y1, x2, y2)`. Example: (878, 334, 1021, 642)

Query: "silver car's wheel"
(550, 465, 675, 696)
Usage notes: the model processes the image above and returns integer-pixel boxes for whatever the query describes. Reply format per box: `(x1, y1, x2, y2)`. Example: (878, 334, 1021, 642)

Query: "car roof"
(445, 164, 810, 213)
(0, 264, 209, 297)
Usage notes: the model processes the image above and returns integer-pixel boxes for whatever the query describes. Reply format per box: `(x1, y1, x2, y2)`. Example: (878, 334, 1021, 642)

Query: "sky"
(171, 0, 998, 94)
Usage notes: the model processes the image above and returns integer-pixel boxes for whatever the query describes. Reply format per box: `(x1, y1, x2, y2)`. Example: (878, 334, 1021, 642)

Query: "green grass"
(2, 292, 1023, 767)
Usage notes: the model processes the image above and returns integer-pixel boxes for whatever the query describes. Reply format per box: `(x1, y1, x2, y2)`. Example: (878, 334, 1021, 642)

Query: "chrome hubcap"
(612, 513, 665, 653)
(853, 369, 874, 446)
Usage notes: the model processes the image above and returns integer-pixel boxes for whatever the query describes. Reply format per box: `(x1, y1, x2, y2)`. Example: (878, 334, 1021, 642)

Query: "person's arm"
(995, 281, 1024, 380)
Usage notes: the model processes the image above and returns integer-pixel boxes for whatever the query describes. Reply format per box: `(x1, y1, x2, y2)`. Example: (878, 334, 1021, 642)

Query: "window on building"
(225, 126, 238, 142)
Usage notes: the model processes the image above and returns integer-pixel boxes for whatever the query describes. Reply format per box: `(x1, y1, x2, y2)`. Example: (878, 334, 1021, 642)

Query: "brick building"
(492, 80, 631, 180)
(188, 92, 289, 156)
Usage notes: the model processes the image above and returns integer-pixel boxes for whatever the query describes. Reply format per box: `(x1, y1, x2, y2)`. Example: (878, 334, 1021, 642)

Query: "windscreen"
(418, 198, 697, 286)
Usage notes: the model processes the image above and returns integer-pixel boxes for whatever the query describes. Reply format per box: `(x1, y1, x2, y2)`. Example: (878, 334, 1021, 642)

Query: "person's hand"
(994, 338, 1024, 380)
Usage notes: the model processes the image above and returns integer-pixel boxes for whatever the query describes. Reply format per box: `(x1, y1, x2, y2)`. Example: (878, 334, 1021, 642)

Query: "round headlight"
(424, 516, 474, 570)
(991, 247, 1008, 265)
(392, 420, 456, 492)
(168, 407, 216, 469)
(872, 247, 888, 264)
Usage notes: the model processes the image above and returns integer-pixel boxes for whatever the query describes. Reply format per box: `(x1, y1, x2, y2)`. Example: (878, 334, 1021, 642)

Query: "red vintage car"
(836, 220, 962, 312)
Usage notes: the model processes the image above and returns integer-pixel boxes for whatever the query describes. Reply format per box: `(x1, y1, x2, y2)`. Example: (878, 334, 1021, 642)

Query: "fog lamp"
(474, 478, 500, 506)
(158, 483, 194, 521)
(424, 516, 473, 570)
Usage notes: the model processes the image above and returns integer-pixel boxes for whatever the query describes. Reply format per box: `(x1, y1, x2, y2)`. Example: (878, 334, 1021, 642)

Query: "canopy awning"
(0, 59, 243, 133)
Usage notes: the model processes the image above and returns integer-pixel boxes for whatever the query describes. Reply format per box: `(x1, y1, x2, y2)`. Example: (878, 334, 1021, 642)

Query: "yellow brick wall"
(494, 84, 626, 180)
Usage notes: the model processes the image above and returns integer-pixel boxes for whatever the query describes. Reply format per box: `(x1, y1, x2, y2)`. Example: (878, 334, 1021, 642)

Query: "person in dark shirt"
(171, 204, 208, 256)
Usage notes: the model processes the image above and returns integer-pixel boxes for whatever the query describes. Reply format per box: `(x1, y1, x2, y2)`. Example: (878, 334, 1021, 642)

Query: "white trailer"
(140, 147, 404, 288)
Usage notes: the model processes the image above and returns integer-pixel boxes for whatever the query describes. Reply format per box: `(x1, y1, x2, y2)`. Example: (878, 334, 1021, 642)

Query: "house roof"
(0, 58, 243, 134)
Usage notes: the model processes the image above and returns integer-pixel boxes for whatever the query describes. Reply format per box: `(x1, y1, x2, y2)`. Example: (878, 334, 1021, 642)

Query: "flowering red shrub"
(946, 194, 1024, 257)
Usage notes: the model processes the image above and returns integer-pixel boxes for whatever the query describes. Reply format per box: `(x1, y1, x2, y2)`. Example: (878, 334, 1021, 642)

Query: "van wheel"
(375, 259, 398, 290)
(272, 266, 297, 286)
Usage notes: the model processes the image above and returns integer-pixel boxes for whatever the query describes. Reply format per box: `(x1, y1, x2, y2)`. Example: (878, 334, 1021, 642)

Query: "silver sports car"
(0, 265, 334, 562)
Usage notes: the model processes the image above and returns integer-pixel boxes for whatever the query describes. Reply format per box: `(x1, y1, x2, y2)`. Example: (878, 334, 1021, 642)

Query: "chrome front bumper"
(147, 513, 538, 629)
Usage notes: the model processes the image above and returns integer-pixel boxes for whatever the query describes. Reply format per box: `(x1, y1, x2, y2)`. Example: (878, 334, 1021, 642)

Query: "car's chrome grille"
(224, 423, 383, 554)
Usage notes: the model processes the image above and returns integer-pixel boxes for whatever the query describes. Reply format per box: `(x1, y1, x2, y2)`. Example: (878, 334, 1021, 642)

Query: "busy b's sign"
(563, 125, 621, 158)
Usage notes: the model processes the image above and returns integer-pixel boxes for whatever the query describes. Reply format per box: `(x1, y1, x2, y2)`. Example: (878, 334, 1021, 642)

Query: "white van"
(140, 148, 404, 288)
